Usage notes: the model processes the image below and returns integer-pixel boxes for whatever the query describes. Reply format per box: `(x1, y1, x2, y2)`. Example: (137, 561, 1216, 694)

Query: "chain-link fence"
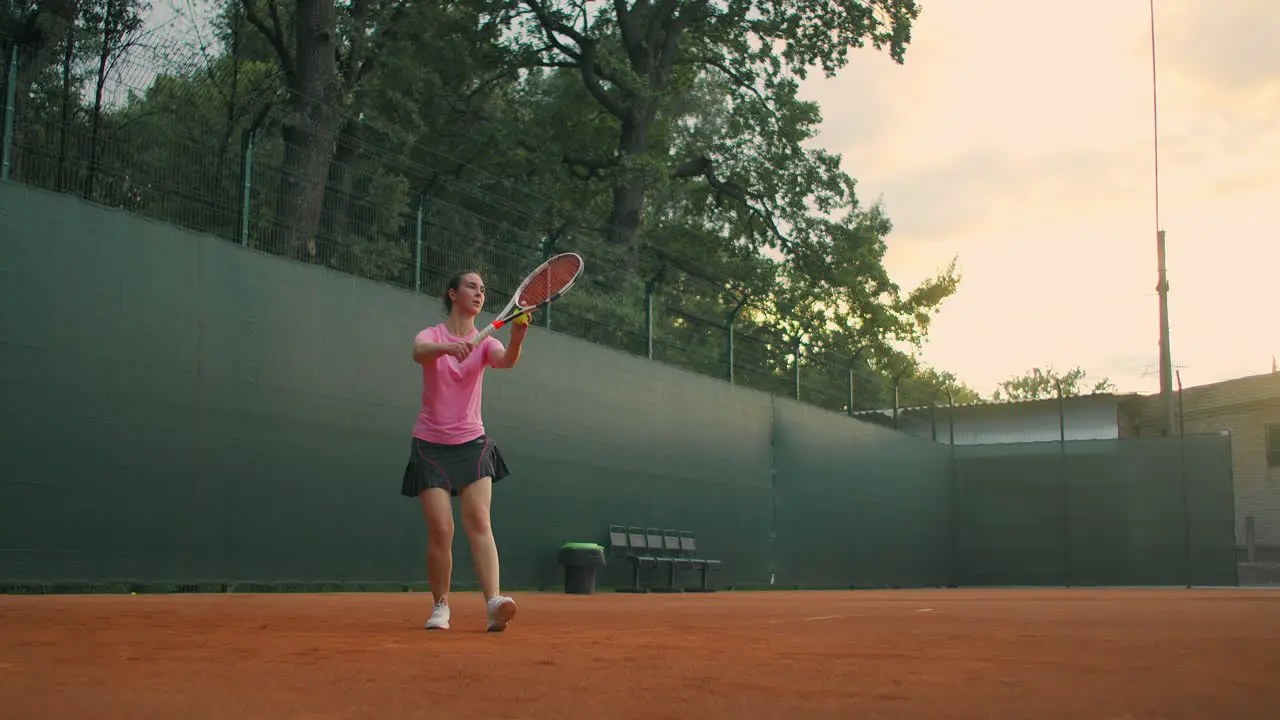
(1, 28, 916, 416)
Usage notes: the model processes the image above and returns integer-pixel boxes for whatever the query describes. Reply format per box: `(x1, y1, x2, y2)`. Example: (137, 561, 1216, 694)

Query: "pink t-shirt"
(412, 323, 505, 445)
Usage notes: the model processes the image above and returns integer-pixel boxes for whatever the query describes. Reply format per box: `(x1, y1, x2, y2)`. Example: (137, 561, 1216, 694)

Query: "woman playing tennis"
(402, 270, 529, 632)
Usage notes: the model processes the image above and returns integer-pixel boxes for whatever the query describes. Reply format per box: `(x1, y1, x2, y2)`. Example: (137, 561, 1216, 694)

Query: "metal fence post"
(725, 301, 746, 385)
(726, 317, 735, 384)
(947, 387, 959, 587)
(948, 388, 956, 446)
(1245, 516, 1256, 563)
(847, 345, 870, 416)
(1056, 379, 1071, 586)
(2, 44, 18, 182)
(847, 364, 854, 416)
(893, 375, 902, 428)
(1176, 369, 1191, 587)
(540, 238, 552, 329)
(644, 279, 655, 359)
(240, 130, 254, 245)
(793, 338, 802, 400)
(1057, 379, 1066, 443)
(414, 200, 424, 292)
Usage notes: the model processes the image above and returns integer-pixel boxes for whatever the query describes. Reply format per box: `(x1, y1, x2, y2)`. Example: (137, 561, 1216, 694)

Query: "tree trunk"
(55, 24, 75, 192)
(83, 13, 114, 203)
(215, 10, 244, 236)
(6, 0, 80, 183)
(275, 0, 342, 262)
(606, 105, 656, 256)
(277, 104, 340, 260)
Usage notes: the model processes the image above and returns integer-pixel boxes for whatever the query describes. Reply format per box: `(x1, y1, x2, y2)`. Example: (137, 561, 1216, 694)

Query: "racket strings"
(517, 256, 580, 306)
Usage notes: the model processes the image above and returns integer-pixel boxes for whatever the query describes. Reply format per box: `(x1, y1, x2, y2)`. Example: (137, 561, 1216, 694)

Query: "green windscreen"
(954, 435, 1237, 587)
(0, 184, 1239, 591)
(772, 399, 952, 588)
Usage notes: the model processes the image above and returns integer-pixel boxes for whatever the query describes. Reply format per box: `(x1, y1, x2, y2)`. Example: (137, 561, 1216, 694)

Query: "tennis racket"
(471, 252, 584, 345)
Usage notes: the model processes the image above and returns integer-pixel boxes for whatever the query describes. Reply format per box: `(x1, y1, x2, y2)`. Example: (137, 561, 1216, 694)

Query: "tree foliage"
(992, 366, 1118, 402)
(1, 0, 975, 414)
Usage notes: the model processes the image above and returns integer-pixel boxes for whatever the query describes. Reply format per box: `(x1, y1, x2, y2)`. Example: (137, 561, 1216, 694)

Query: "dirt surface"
(3, 588, 1279, 719)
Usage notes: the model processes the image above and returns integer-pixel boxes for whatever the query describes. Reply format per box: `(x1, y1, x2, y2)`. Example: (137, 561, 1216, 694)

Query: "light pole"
(1150, 0, 1175, 434)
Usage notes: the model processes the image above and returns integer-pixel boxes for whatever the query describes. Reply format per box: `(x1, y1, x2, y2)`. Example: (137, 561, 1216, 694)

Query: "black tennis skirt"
(400, 434, 511, 498)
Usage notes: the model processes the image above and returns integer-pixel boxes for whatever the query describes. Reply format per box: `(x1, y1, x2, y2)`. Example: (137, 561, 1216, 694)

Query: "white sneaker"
(425, 601, 450, 630)
(486, 595, 516, 632)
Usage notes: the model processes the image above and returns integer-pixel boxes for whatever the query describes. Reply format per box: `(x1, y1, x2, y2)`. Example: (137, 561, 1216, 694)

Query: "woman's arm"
(489, 316, 530, 369)
(413, 335, 471, 365)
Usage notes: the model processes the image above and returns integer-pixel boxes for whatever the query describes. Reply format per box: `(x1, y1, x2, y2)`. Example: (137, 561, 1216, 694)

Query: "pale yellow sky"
(799, 0, 1278, 397)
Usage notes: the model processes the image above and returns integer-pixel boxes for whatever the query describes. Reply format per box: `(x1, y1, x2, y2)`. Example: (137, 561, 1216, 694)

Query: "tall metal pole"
(1151, 0, 1175, 435)
(1157, 231, 1174, 431)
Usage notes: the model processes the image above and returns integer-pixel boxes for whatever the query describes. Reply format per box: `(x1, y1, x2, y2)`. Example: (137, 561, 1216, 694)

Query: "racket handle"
(470, 323, 498, 345)
(470, 305, 539, 346)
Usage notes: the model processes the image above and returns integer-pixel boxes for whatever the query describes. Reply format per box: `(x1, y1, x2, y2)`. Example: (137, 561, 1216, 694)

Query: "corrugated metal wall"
(875, 397, 1125, 446)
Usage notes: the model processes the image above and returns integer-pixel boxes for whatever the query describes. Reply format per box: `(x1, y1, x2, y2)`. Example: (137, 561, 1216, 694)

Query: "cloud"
(869, 144, 1156, 243)
(795, 0, 1279, 254)
(1160, 0, 1280, 97)
(799, 1, 1167, 243)
(1151, 0, 1280, 206)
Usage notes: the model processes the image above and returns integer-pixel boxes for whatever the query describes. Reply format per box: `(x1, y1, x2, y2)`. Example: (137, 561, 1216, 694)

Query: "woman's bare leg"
(418, 488, 454, 604)
(460, 477, 516, 631)
(459, 477, 499, 600)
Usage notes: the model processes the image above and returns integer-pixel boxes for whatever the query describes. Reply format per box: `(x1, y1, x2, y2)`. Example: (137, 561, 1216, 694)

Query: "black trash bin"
(558, 542, 607, 594)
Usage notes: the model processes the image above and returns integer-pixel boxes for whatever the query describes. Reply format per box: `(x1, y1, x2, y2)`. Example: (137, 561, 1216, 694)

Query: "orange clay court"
(3, 587, 1279, 719)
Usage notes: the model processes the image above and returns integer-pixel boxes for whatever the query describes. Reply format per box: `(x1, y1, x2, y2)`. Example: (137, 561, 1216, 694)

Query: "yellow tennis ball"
(514, 312, 532, 326)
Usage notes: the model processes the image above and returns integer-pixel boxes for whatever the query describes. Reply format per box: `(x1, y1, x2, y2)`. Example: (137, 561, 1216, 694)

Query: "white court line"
(730, 614, 854, 628)
(698, 607, 944, 630)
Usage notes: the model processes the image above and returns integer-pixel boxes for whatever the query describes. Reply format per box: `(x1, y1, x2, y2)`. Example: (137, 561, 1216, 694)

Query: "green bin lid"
(561, 542, 604, 551)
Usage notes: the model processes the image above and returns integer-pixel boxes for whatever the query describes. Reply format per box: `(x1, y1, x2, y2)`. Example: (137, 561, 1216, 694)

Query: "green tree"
(992, 366, 1118, 402)
(4, 0, 983, 420)
(506, 0, 920, 254)
(905, 365, 983, 406)
(484, 57, 962, 412)
(235, 0, 417, 259)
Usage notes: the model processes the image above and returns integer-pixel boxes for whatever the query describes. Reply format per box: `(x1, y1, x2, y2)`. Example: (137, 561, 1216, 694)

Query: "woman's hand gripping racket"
(470, 252, 584, 345)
